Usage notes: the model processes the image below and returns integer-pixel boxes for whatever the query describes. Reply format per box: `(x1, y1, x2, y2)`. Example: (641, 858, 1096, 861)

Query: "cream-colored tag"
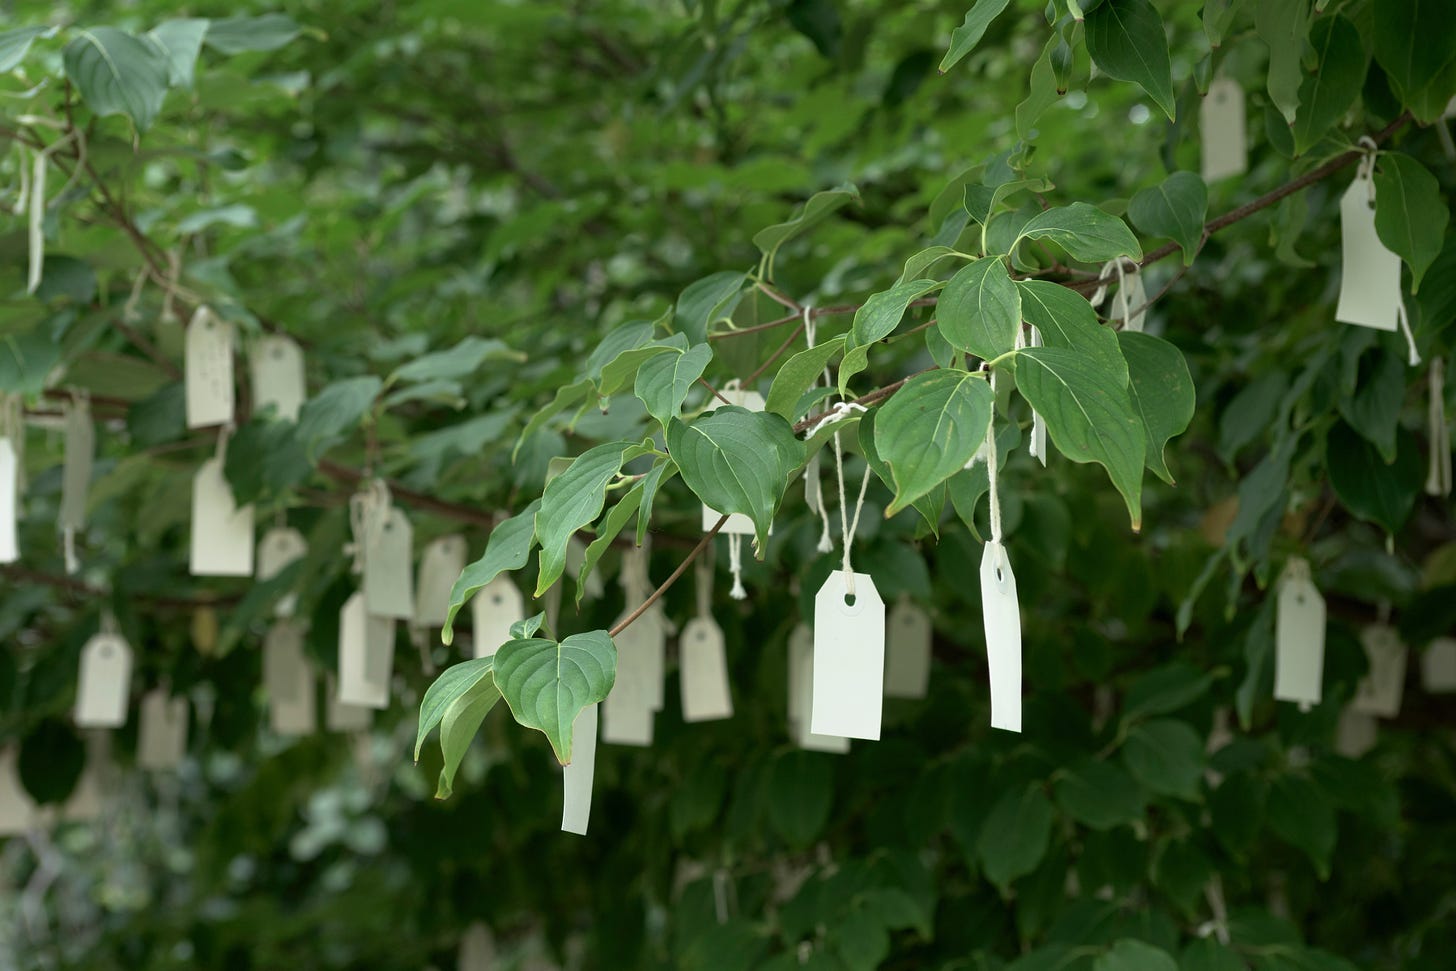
(459, 922, 499, 971)
(811, 571, 885, 740)
(680, 617, 734, 722)
(191, 457, 255, 576)
(264, 619, 316, 735)
(1027, 326, 1048, 467)
(566, 536, 604, 598)
(137, 689, 188, 770)
(788, 623, 849, 753)
(75, 630, 133, 728)
(184, 307, 235, 428)
(1352, 624, 1407, 717)
(59, 397, 93, 536)
(62, 733, 107, 821)
(561, 703, 599, 834)
(1200, 78, 1247, 182)
(0, 746, 37, 835)
(1420, 636, 1456, 693)
(1427, 358, 1452, 497)
(336, 591, 396, 709)
(980, 540, 1022, 733)
(701, 388, 767, 535)
(250, 334, 307, 421)
(257, 525, 307, 617)
(884, 595, 932, 699)
(415, 534, 467, 627)
(1335, 163, 1402, 332)
(364, 506, 415, 620)
(0, 437, 16, 563)
(601, 678, 654, 746)
(471, 575, 524, 659)
(616, 548, 667, 710)
(1274, 557, 1326, 708)
(1335, 707, 1378, 758)
(1112, 270, 1147, 333)
(325, 673, 373, 732)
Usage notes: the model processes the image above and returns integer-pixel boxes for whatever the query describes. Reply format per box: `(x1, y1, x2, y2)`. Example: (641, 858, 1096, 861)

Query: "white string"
(1396, 300, 1421, 367)
(346, 478, 391, 575)
(801, 303, 835, 552)
(986, 371, 1004, 543)
(727, 533, 747, 600)
(695, 552, 714, 616)
(829, 423, 873, 596)
(804, 401, 867, 439)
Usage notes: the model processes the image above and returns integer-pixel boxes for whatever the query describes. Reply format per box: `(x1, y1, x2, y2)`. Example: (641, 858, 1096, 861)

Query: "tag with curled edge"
(561, 703, 599, 835)
(75, 631, 133, 728)
(185, 307, 236, 428)
(1200, 78, 1248, 183)
(884, 595, 932, 700)
(980, 540, 1022, 733)
(471, 575, 525, 659)
(191, 457, 255, 577)
(250, 334, 307, 422)
(1335, 163, 1402, 332)
(1352, 624, 1407, 718)
(811, 571, 885, 740)
(1027, 326, 1048, 467)
(415, 534, 467, 627)
(1273, 557, 1326, 708)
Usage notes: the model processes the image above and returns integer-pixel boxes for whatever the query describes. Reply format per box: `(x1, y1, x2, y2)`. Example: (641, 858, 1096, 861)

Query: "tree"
(0, 0, 1454, 968)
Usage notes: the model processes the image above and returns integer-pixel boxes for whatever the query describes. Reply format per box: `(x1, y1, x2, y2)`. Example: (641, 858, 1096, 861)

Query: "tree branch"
(609, 515, 727, 638)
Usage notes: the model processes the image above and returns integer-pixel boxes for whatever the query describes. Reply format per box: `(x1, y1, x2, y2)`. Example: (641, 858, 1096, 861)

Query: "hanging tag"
(601, 677, 654, 746)
(471, 575, 525, 658)
(257, 526, 308, 617)
(459, 923, 499, 971)
(616, 548, 667, 711)
(0, 437, 16, 564)
(75, 628, 133, 728)
(884, 595, 932, 700)
(264, 619, 316, 735)
(1200, 78, 1247, 182)
(0, 746, 37, 836)
(136, 689, 189, 770)
(325, 673, 373, 732)
(980, 540, 1022, 733)
(561, 703, 599, 834)
(1273, 557, 1326, 708)
(680, 617, 734, 722)
(1420, 636, 1456, 693)
(364, 506, 415, 620)
(788, 623, 850, 753)
(1335, 707, 1378, 758)
(1114, 271, 1147, 333)
(701, 388, 767, 535)
(1335, 162, 1402, 332)
(1027, 327, 1048, 466)
(1427, 358, 1452, 497)
(250, 334, 307, 421)
(336, 591, 397, 709)
(191, 457, 255, 576)
(59, 396, 93, 535)
(184, 307, 236, 428)
(811, 571, 885, 740)
(415, 534, 467, 627)
(566, 536, 604, 598)
(1352, 623, 1408, 717)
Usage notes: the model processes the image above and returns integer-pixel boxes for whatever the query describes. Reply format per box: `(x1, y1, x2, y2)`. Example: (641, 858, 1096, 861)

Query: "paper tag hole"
(995, 567, 1005, 583)
(491, 595, 501, 605)
(843, 593, 857, 607)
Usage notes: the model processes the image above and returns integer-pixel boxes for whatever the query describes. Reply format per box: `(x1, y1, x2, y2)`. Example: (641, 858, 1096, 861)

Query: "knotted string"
(826, 406, 872, 597)
(801, 304, 834, 552)
(346, 478, 391, 575)
(985, 369, 1004, 544)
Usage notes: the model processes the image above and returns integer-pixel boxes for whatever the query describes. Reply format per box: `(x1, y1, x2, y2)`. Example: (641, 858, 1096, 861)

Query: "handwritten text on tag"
(185, 307, 235, 428)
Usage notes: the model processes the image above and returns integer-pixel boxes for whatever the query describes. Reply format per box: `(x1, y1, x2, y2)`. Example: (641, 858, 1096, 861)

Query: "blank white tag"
(566, 536, 604, 598)
(75, 632, 133, 728)
(811, 571, 885, 740)
(257, 526, 307, 617)
(1352, 624, 1407, 717)
(1200, 78, 1247, 182)
(788, 624, 849, 753)
(184, 307, 235, 428)
(614, 606, 667, 712)
(1336, 707, 1378, 758)
(979, 541, 1022, 732)
(0, 438, 16, 563)
(1335, 170, 1402, 331)
(1028, 326, 1048, 467)
(364, 507, 415, 620)
(1273, 557, 1326, 707)
(561, 703, 599, 834)
(59, 400, 93, 533)
(680, 616, 734, 721)
(137, 689, 188, 770)
(0, 746, 37, 835)
(337, 591, 396, 709)
(264, 619, 316, 735)
(459, 922, 499, 971)
(601, 680, 654, 746)
(471, 575, 524, 659)
(250, 334, 307, 421)
(191, 457, 255, 576)
(702, 389, 767, 535)
(325, 672, 373, 732)
(415, 534, 467, 626)
(884, 596, 932, 699)
(1420, 636, 1456, 693)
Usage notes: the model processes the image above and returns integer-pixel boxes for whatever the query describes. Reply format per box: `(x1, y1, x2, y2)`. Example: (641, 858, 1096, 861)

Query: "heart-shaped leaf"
(1085, 0, 1176, 121)
(64, 27, 171, 132)
(938, 258, 1021, 360)
(442, 500, 539, 644)
(1128, 172, 1208, 266)
(873, 369, 993, 516)
(1013, 203, 1143, 264)
(493, 631, 617, 764)
(534, 442, 633, 596)
(1119, 331, 1195, 484)
(635, 341, 713, 427)
(667, 407, 803, 549)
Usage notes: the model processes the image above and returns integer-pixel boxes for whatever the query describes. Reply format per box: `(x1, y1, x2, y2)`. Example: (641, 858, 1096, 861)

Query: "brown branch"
(697, 377, 733, 407)
(744, 320, 806, 386)
(609, 515, 726, 638)
(1, 564, 239, 609)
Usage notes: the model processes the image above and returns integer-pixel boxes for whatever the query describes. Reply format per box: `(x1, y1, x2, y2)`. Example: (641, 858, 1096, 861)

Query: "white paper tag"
(336, 591, 396, 709)
(459, 922, 499, 971)
(415, 534, 467, 627)
(884, 596, 932, 699)
(615, 606, 667, 712)
(1335, 707, 1378, 758)
(250, 334, 307, 421)
(561, 703, 599, 834)
(811, 571, 885, 740)
(257, 525, 307, 617)
(191, 457, 255, 576)
(184, 307, 236, 428)
(1112, 271, 1147, 333)
(1420, 636, 1456, 693)
(980, 540, 1022, 733)
(680, 616, 734, 721)
(1200, 78, 1247, 182)
(1352, 624, 1407, 717)
(1273, 557, 1326, 707)
(75, 631, 133, 728)
(601, 680, 654, 746)
(1335, 168, 1402, 332)
(364, 506, 415, 620)
(0, 746, 37, 835)
(325, 673, 373, 732)
(702, 389, 767, 535)
(471, 575, 525, 658)
(1027, 326, 1048, 467)
(59, 399, 93, 533)
(137, 689, 189, 770)
(0, 437, 16, 564)
(788, 623, 849, 753)
(264, 619, 316, 735)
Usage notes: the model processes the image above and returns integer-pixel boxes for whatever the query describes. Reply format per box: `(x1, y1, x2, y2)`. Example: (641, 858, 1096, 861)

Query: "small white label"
(884, 596, 932, 699)
(561, 703, 599, 835)
(59, 400, 94, 532)
(336, 591, 396, 709)
(264, 619, 316, 735)
(1420, 636, 1456, 693)
(191, 457, 255, 577)
(980, 540, 1022, 733)
(1201, 78, 1247, 182)
(364, 506, 415, 620)
(471, 575, 525, 658)
(184, 307, 235, 428)
(0, 746, 37, 836)
(788, 624, 849, 753)
(1028, 326, 1048, 467)
(137, 689, 189, 770)
(75, 632, 133, 728)
(1352, 624, 1407, 718)
(1335, 170, 1402, 332)
(325, 672, 373, 732)
(415, 534, 467, 627)
(257, 526, 307, 617)
(1273, 557, 1326, 707)
(702, 389, 767, 535)
(458, 923, 498, 971)
(680, 616, 734, 722)
(811, 571, 885, 740)
(0, 438, 16, 564)
(1335, 707, 1378, 758)
(250, 334, 307, 422)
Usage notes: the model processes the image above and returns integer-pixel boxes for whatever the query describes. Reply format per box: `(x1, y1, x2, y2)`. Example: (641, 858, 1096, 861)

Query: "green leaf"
(1094, 939, 1179, 971)
(861, 408, 947, 536)
(675, 272, 746, 344)
(841, 278, 943, 393)
(1373, 0, 1456, 123)
(1127, 172, 1207, 266)
(0, 329, 62, 396)
(391, 337, 523, 385)
(938, 258, 1022, 360)
(576, 483, 644, 604)
(510, 613, 545, 639)
(1015, 34, 1062, 142)
(939, 0, 1014, 72)
(1267, 774, 1337, 877)
(765, 336, 844, 420)
(1018, 280, 1124, 368)
(1182, 939, 1248, 971)
(515, 378, 592, 460)
(667, 407, 803, 549)
(1118, 332, 1196, 485)
(1255, 0, 1312, 125)
(1121, 718, 1205, 800)
(64, 27, 172, 132)
(0, 26, 57, 73)
(1014, 203, 1143, 264)
(204, 14, 303, 54)
(442, 500, 540, 644)
(753, 185, 859, 277)
(1339, 343, 1407, 463)
(634, 342, 712, 427)
(435, 673, 503, 799)
(1053, 761, 1148, 830)
(294, 376, 382, 457)
(895, 245, 965, 285)
(767, 750, 833, 847)
(636, 458, 678, 546)
(976, 784, 1055, 891)
(1123, 662, 1215, 719)
(534, 442, 633, 596)
(1011, 346, 1146, 530)
(1373, 151, 1450, 293)
(873, 369, 993, 516)
(493, 631, 617, 764)
(145, 19, 209, 88)
(1291, 15, 1368, 155)
(1327, 422, 1422, 534)
(415, 657, 496, 761)
(1085, 0, 1177, 121)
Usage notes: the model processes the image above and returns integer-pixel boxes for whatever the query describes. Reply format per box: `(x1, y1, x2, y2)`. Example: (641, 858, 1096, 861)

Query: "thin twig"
(609, 516, 727, 638)
(744, 321, 806, 386)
